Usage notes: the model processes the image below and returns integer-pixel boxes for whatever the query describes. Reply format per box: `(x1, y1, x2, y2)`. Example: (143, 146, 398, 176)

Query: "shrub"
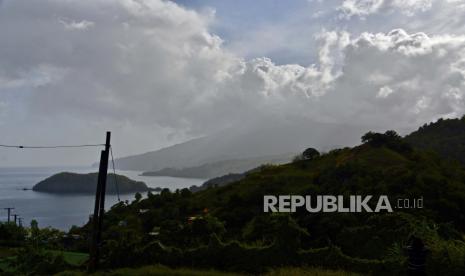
(10, 246, 69, 275)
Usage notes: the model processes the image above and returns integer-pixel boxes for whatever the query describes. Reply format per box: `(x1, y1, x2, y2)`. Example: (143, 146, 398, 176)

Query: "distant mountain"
(404, 116, 465, 164)
(33, 172, 150, 194)
(141, 154, 292, 179)
(114, 117, 367, 171)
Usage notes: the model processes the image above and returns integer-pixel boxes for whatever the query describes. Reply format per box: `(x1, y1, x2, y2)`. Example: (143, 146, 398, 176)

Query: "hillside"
(189, 173, 246, 192)
(404, 116, 465, 164)
(113, 117, 366, 171)
(32, 172, 150, 194)
(141, 154, 292, 179)
(74, 131, 465, 275)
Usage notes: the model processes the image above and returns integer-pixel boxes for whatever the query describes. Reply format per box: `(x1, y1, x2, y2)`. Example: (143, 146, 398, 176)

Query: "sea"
(0, 167, 205, 231)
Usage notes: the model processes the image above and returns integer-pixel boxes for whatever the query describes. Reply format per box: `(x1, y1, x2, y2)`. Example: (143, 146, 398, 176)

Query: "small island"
(33, 172, 151, 194)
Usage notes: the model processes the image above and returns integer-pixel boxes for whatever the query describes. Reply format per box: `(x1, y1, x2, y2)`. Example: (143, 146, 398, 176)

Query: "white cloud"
(59, 18, 95, 30)
(1, 0, 465, 165)
(377, 86, 394, 98)
(320, 29, 465, 127)
(339, 0, 432, 18)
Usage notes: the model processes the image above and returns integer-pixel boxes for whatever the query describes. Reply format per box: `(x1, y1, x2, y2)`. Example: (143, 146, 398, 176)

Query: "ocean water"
(0, 167, 205, 230)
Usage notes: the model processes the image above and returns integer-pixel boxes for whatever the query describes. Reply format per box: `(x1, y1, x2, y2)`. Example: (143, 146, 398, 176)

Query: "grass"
(0, 247, 88, 273)
(1, 248, 359, 275)
(50, 250, 89, 266)
(56, 265, 360, 276)
(0, 257, 12, 272)
(0, 247, 16, 272)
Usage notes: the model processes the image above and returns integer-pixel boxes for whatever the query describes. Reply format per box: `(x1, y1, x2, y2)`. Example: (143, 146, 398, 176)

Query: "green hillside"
(405, 116, 465, 164)
(69, 131, 465, 275)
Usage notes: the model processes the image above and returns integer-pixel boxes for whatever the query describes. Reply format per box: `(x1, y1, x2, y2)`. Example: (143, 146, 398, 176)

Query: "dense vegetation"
(0, 220, 87, 275)
(61, 130, 465, 275)
(33, 172, 150, 194)
(189, 173, 246, 192)
(405, 115, 465, 164)
(3, 120, 465, 275)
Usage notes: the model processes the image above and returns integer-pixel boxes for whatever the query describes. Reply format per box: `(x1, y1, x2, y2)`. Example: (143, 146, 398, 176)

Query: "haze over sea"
(0, 167, 205, 230)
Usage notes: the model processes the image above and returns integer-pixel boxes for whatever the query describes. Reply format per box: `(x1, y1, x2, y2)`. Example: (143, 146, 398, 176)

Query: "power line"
(110, 146, 120, 202)
(0, 144, 105, 149)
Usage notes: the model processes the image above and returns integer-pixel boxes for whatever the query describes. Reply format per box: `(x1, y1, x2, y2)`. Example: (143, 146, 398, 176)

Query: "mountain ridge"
(113, 118, 368, 172)
(141, 154, 293, 179)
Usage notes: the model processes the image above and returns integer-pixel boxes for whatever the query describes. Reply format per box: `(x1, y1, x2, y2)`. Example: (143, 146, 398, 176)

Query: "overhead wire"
(110, 146, 121, 202)
(0, 144, 105, 149)
(0, 141, 121, 201)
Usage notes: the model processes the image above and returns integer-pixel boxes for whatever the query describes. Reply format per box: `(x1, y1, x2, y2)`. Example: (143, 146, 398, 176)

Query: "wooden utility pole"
(89, 131, 111, 272)
(3, 207, 14, 223)
(12, 214, 18, 225)
(18, 217, 23, 227)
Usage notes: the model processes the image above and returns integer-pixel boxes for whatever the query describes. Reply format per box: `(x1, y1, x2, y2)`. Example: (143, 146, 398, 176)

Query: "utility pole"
(3, 207, 14, 223)
(12, 214, 18, 225)
(18, 217, 23, 227)
(89, 131, 111, 272)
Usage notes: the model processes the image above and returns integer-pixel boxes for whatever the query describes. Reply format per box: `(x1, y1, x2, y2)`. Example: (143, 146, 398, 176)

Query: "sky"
(1, 0, 465, 166)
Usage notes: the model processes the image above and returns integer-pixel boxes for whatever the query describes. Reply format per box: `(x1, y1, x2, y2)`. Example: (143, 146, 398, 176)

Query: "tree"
(361, 130, 412, 153)
(134, 192, 142, 202)
(0, 222, 26, 245)
(385, 130, 401, 140)
(361, 131, 384, 146)
(302, 148, 320, 160)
